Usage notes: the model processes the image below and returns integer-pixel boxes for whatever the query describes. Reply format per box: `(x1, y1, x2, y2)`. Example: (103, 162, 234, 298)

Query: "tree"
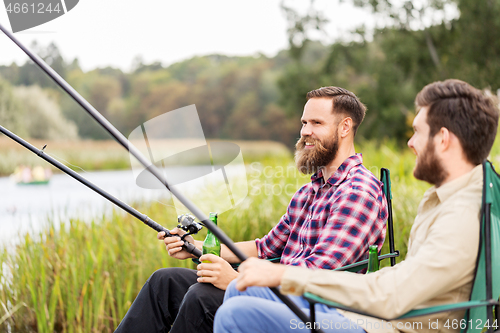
(280, 0, 329, 62)
(60, 68, 126, 140)
(18, 42, 68, 87)
(13, 85, 78, 140)
(0, 76, 25, 137)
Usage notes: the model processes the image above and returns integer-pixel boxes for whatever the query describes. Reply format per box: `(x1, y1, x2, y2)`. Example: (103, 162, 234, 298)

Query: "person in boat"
(32, 166, 46, 182)
(12, 165, 23, 183)
(21, 165, 32, 183)
(115, 86, 389, 333)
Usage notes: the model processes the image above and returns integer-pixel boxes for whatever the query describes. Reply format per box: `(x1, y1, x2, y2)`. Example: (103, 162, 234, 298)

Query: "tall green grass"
(0, 140, 497, 332)
(0, 205, 194, 332)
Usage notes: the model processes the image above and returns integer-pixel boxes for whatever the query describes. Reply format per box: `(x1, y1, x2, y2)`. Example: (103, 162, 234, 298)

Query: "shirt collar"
(310, 153, 363, 189)
(435, 164, 482, 203)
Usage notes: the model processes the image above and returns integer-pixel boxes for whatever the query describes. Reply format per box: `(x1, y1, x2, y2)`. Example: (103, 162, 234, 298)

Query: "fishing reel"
(177, 214, 203, 240)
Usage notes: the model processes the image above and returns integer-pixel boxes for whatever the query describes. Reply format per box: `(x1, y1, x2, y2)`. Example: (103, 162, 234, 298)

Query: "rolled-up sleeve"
(256, 212, 291, 259)
(256, 185, 310, 259)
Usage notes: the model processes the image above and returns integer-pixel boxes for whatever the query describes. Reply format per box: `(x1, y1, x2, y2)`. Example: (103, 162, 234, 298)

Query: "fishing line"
(152, 199, 190, 216)
(45, 151, 91, 175)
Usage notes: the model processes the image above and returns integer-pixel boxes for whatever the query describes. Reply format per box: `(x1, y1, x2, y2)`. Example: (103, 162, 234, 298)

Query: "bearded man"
(115, 86, 388, 333)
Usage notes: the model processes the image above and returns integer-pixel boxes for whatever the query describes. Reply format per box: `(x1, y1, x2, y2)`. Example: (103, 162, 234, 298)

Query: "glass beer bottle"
(366, 245, 379, 273)
(202, 212, 220, 263)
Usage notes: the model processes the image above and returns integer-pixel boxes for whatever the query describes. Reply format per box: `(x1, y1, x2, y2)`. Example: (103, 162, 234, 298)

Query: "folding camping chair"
(303, 160, 500, 333)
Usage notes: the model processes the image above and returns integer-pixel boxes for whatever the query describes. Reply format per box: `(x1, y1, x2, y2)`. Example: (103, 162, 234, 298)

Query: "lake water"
(0, 169, 174, 246)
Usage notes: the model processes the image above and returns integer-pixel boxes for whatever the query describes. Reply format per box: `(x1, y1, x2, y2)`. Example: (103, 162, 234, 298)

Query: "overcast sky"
(0, 0, 374, 72)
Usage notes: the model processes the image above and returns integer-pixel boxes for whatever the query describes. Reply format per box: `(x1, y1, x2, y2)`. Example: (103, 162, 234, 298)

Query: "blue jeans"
(214, 280, 366, 333)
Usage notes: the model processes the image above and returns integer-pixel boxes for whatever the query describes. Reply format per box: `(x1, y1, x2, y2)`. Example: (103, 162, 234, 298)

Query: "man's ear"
(339, 117, 353, 138)
(436, 127, 451, 152)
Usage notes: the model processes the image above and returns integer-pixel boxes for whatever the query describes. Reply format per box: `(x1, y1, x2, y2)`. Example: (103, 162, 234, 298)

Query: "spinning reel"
(177, 214, 203, 240)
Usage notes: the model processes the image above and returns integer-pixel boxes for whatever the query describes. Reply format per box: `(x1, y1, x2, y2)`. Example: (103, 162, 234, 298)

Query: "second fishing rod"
(0, 123, 202, 258)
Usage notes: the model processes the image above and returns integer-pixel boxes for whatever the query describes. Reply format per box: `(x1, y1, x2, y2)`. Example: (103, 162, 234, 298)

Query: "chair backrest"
(336, 168, 399, 273)
(464, 161, 500, 333)
(380, 168, 397, 267)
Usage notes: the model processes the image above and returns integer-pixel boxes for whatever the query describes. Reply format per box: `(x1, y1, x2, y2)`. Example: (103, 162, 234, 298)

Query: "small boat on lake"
(11, 165, 52, 186)
(16, 179, 50, 185)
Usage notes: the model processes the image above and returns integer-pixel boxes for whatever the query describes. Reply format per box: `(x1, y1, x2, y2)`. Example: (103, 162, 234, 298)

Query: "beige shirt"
(281, 165, 482, 333)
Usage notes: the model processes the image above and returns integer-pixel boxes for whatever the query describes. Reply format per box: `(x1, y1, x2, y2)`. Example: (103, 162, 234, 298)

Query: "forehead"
(413, 106, 429, 128)
(302, 98, 336, 121)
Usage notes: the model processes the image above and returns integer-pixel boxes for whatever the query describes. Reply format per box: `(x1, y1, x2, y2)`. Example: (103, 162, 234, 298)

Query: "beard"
(413, 139, 448, 186)
(294, 135, 339, 175)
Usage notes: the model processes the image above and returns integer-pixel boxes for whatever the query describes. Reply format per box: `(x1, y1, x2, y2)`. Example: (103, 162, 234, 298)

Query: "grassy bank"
(1, 138, 498, 332)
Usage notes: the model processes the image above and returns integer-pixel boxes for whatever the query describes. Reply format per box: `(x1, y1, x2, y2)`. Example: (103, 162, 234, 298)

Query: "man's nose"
(407, 135, 415, 151)
(301, 124, 312, 137)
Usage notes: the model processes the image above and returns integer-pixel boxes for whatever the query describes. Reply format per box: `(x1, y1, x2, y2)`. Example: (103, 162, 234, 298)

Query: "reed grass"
(0, 138, 290, 177)
(0, 139, 498, 332)
(0, 206, 194, 332)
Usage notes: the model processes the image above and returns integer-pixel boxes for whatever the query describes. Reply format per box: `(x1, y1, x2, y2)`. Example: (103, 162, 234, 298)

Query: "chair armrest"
(267, 257, 282, 263)
(303, 292, 499, 321)
(334, 252, 400, 273)
(194, 253, 401, 272)
(230, 257, 281, 269)
(192, 257, 282, 270)
(397, 300, 499, 319)
(193, 252, 400, 272)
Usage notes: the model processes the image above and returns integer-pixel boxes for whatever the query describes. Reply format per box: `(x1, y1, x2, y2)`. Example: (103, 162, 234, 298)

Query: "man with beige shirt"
(213, 79, 499, 333)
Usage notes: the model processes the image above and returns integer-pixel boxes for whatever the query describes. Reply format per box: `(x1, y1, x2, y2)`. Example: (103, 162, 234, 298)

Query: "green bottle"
(366, 245, 379, 273)
(202, 212, 221, 263)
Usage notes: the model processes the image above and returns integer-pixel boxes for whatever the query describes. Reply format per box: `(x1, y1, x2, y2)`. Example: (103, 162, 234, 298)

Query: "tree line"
(0, 0, 498, 149)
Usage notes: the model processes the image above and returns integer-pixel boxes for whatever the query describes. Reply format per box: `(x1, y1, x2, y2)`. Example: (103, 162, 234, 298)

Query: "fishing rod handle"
(183, 242, 202, 258)
(145, 217, 202, 258)
(143, 216, 172, 236)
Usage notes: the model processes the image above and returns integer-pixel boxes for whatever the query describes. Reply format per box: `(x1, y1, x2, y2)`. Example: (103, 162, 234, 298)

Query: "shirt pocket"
(298, 218, 324, 252)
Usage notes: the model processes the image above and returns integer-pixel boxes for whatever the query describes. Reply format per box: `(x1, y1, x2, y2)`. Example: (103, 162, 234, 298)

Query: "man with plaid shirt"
(115, 87, 388, 333)
(257, 153, 386, 270)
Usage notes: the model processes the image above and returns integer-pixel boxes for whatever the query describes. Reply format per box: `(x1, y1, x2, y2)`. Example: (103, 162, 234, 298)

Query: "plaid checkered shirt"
(256, 153, 388, 270)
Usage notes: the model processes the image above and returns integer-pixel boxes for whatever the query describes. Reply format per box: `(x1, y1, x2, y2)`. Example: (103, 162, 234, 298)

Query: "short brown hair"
(306, 87, 366, 136)
(415, 79, 499, 165)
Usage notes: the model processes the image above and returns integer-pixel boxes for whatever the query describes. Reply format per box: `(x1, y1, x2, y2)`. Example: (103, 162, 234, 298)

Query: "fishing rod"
(0, 23, 321, 332)
(0, 124, 203, 258)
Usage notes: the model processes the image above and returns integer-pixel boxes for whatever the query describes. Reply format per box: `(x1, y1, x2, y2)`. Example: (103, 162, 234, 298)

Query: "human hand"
(196, 254, 239, 290)
(236, 257, 286, 291)
(157, 227, 196, 260)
